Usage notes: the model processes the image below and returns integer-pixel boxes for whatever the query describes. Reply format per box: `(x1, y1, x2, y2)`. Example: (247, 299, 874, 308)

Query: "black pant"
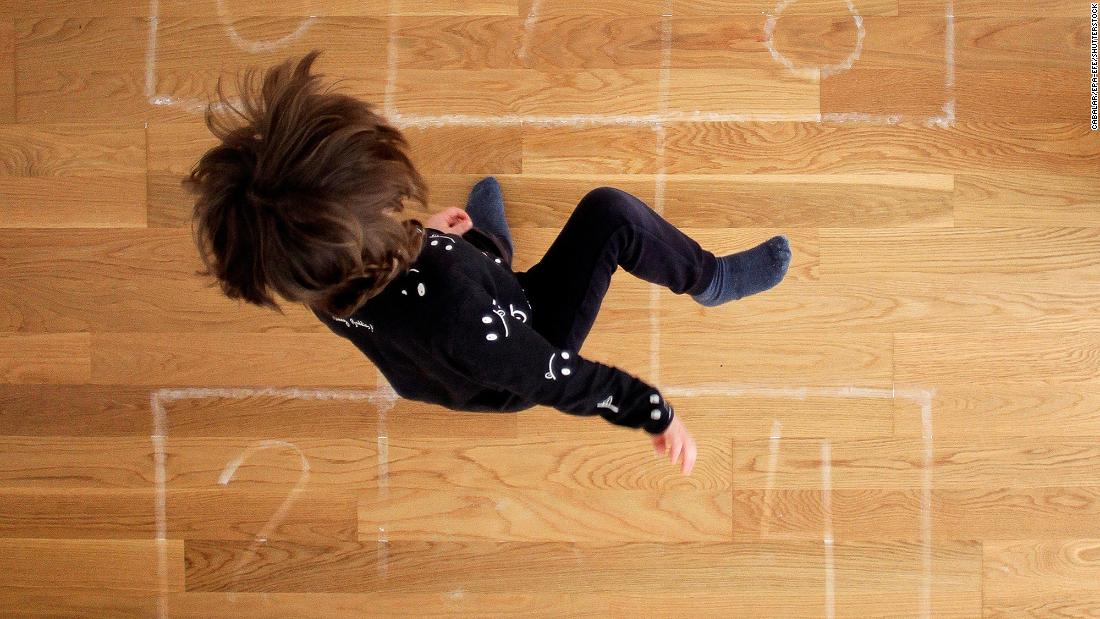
(512, 187, 718, 353)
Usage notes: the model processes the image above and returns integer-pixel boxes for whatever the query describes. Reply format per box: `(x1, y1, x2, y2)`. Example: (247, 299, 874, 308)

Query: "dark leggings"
(512, 187, 718, 353)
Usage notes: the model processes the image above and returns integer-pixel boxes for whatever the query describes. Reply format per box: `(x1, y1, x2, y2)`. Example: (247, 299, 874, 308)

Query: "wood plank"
(0, 20, 12, 122)
(91, 333, 379, 386)
(519, 392, 895, 440)
(395, 16, 657, 70)
(0, 0, 389, 17)
(0, 228, 311, 333)
(0, 334, 89, 383)
(954, 173, 1100, 226)
(895, 333, 1100, 386)
(820, 227, 1100, 282)
(166, 590, 977, 618)
(661, 331, 892, 389)
(359, 486, 732, 542)
(0, 487, 358, 542)
(957, 69, 1089, 122)
(733, 437, 1100, 489)
(900, 0, 1084, 17)
(184, 539, 980, 601)
(393, 0, 516, 15)
(955, 18, 1090, 70)
(662, 279, 1100, 333)
(669, 69, 819, 116)
(822, 68, 948, 117)
(157, 391, 518, 440)
(165, 435, 726, 492)
(675, 0, 900, 16)
(894, 384, 1100, 437)
(0, 437, 151, 488)
(735, 487, 1100, 540)
(527, 0, 900, 16)
(520, 125, 660, 175)
(0, 176, 146, 227)
(675, 16, 943, 71)
(16, 17, 388, 123)
(663, 122, 1100, 175)
(0, 385, 156, 436)
(0, 538, 183, 592)
(0, 124, 145, 175)
(984, 539, 1100, 617)
(393, 68, 661, 117)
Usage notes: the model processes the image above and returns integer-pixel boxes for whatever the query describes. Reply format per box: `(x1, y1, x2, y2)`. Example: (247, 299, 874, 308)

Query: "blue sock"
(464, 176, 514, 255)
(691, 235, 791, 307)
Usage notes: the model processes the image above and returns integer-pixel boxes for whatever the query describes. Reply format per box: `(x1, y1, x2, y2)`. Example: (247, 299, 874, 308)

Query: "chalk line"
(517, 0, 544, 65)
(649, 0, 673, 387)
(760, 419, 782, 538)
(215, 1, 316, 54)
(150, 391, 168, 619)
(384, 0, 399, 119)
(919, 388, 935, 618)
(145, 0, 159, 99)
(763, 0, 865, 80)
(219, 440, 310, 590)
(822, 440, 835, 619)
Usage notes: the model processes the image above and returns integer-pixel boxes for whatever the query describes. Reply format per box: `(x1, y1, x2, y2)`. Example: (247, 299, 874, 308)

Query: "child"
(184, 51, 791, 477)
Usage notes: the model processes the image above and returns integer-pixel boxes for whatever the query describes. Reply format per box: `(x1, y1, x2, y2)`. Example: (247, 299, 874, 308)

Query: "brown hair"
(184, 50, 427, 319)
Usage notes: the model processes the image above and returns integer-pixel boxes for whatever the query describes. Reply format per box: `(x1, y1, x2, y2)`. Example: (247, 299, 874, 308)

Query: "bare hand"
(424, 207, 473, 235)
(651, 415, 697, 476)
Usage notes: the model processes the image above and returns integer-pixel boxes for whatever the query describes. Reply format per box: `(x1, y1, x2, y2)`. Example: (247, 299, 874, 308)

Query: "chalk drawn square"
(149, 384, 935, 618)
(144, 1, 389, 116)
(381, 0, 956, 127)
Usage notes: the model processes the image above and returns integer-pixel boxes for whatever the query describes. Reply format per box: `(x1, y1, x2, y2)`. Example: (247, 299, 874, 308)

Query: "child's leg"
(515, 186, 719, 352)
(464, 176, 514, 256)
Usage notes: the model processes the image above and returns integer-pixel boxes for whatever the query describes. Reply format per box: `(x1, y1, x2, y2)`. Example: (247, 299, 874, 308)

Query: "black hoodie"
(311, 225, 674, 434)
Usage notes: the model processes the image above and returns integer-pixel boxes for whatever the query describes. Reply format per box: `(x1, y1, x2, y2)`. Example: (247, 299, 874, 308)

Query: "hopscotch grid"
(145, 1, 944, 614)
(141, 0, 956, 125)
(149, 383, 934, 618)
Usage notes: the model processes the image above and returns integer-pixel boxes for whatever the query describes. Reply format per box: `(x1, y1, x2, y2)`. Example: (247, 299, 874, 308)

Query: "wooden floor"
(2, 0, 1099, 616)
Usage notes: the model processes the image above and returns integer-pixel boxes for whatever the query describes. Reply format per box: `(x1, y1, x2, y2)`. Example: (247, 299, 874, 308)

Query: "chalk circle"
(763, 0, 865, 80)
(216, 0, 317, 54)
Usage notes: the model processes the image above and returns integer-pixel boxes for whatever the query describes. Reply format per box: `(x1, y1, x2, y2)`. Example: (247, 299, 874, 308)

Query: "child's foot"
(691, 235, 791, 307)
(464, 176, 514, 255)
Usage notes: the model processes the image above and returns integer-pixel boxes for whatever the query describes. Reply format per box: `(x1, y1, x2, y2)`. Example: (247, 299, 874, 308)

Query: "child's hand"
(651, 415, 697, 476)
(424, 207, 473, 235)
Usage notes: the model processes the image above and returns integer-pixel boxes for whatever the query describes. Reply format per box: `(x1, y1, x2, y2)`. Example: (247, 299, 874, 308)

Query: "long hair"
(184, 50, 427, 319)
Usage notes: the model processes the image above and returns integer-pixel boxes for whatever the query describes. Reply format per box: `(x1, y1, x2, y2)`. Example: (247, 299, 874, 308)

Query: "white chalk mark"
(822, 440, 835, 619)
(944, 0, 955, 92)
(215, 1, 316, 54)
(517, 0, 544, 65)
(389, 110, 824, 128)
(219, 440, 311, 538)
(145, 0, 159, 99)
(385, 0, 399, 118)
(377, 525, 389, 580)
(919, 388, 935, 619)
(760, 419, 783, 538)
(150, 385, 398, 615)
(927, 0, 956, 128)
(150, 391, 168, 619)
(219, 440, 311, 591)
(763, 0, 865, 80)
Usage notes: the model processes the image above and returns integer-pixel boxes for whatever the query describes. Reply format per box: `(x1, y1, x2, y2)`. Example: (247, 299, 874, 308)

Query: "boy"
(185, 51, 791, 477)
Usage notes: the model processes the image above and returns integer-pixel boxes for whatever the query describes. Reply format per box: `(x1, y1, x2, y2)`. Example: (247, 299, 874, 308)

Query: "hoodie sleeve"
(434, 282, 674, 434)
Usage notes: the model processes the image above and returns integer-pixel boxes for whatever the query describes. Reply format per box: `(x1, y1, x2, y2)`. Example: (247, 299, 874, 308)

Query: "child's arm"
(435, 282, 674, 435)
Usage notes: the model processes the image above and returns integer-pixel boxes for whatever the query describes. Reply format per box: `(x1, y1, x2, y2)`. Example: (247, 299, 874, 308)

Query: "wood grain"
(3, 4, 1097, 615)
(984, 539, 1100, 617)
